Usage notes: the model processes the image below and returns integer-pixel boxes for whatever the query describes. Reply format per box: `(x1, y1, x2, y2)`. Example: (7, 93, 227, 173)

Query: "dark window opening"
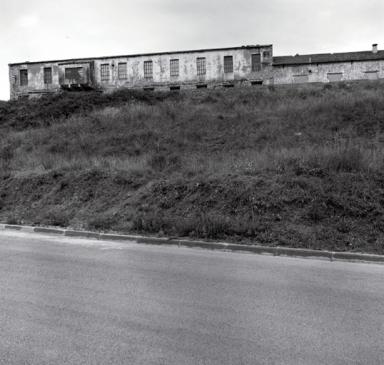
(223, 83, 234, 88)
(20, 69, 28, 86)
(118, 63, 127, 80)
(251, 80, 263, 85)
(144, 61, 153, 79)
(263, 51, 271, 58)
(170, 59, 179, 77)
(100, 64, 110, 81)
(196, 84, 207, 89)
(143, 87, 155, 91)
(224, 56, 233, 73)
(196, 57, 206, 76)
(251, 54, 261, 72)
(65, 67, 84, 84)
(44, 67, 52, 84)
(170, 85, 180, 91)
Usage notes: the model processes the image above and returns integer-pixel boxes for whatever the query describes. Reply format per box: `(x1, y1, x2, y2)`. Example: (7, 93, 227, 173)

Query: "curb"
(1, 224, 384, 264)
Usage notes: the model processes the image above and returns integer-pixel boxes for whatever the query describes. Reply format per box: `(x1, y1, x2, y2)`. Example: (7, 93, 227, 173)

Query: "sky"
(0, 0, 383, 100)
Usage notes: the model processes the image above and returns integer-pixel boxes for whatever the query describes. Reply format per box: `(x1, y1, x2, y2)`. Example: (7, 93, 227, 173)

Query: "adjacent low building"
(272, 44, 384, 84)
(8, 43, 384, 100)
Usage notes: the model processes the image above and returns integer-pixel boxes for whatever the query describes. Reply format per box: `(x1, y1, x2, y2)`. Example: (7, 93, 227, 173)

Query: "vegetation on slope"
(1, 82, 384, 253)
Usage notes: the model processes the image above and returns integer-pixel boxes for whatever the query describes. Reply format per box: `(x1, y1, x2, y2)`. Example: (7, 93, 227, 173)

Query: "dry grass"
(1, 82, 384, 253)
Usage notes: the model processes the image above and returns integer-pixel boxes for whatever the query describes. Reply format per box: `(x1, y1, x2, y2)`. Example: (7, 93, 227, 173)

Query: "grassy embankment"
(1, 82, 384, 253)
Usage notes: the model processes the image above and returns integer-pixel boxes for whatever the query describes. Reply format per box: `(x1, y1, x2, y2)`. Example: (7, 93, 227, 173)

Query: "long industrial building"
(8, 43, 384, 100)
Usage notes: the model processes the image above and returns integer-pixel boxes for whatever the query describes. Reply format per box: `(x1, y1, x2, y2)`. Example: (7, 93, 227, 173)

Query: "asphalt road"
(0, 230, 383, 365)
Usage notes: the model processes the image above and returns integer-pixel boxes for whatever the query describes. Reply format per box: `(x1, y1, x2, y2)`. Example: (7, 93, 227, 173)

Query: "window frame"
(43, 67, 52, 85)
(263, 51, 271, 58)
(20, 69, 28, 86)
(170, 59, 179, 77)
(118, 62, 128, 80)
(100, 63, 110, 82)
(251, 54, 261, 72)
(144, 60, 153, 80)
(196, 57, 206, 76)
(224, 55, 233, 73)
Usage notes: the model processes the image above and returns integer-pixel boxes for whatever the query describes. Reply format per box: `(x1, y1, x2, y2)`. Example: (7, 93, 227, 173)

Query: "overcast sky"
(0, 0, 383, 100)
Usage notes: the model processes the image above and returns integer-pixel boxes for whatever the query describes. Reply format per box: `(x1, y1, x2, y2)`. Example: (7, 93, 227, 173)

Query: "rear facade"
(8, 45, 273, 100)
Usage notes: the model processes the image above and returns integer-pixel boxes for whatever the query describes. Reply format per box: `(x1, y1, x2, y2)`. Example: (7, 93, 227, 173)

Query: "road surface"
(0, 230, 383, 364)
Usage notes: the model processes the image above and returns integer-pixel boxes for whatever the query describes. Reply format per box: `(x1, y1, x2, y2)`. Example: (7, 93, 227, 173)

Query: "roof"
(273, 50, 384, 66)
(8, 44, 272, 66)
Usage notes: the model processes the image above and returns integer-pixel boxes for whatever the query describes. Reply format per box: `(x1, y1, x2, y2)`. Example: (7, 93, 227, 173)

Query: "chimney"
(372, 43, 378, 54)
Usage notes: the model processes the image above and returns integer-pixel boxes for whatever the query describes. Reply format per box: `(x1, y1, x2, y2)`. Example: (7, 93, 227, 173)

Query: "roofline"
(272, 58, 384, 66)
(8, 44, 273, 66)
(273, 51, 384, 66)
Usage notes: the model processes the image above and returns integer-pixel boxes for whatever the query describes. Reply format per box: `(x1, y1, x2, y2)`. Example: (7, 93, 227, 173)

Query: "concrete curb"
(1, 223, 383, 264)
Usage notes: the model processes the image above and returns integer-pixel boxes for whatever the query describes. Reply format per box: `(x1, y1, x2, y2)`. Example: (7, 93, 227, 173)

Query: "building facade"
(272, 44, 384, 84)
(8, 44, 384, 100)
(8, 45, 274, 100)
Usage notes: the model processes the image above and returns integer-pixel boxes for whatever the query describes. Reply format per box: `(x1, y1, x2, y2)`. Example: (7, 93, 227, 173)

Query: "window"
(263, 51, 271, 58)
(118, 63, 127, 80)
(196, 57, 206, 76)
(170, 59, 179, 77)
(144, 61, 153, 79)
(251, 80, 263, 86)
(293, 74, 309, 83)
(20, 69, 28, 86)
(251, 54, 261, 72)
(224, 56, 233, 73)
(365, 70, 379, 80)
(100, 64, 110, 81)
(44, 67, 52, 84)
(327, 72, 343, 82)
(65, 67, 84, 83)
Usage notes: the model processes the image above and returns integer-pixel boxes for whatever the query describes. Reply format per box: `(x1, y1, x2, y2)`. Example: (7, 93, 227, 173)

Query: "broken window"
(44, 67, 52, 84)
(251, 54, 261, 72)
(196, 57, 206, 76)
(100, 64, 110, 81)
(144, 61, 153, 79)
(65, 67, 84, 84)
(170, 59, 179, 77)
(118, 63, 127, 80)
(224, 56, 233, 73)
(20, 69, 28, 86)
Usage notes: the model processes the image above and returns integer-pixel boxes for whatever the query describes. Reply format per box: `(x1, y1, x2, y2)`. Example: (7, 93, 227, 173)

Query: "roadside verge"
(1, 223, 383, 264)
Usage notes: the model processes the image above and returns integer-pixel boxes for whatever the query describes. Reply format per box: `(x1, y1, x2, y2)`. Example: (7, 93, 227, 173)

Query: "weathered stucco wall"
(93, 47, 273, 90)
(11, 44, 384, 100)
(272, 60, 384, 84)
(9, 45, 273, 99)
(9, 62, 61, 100)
